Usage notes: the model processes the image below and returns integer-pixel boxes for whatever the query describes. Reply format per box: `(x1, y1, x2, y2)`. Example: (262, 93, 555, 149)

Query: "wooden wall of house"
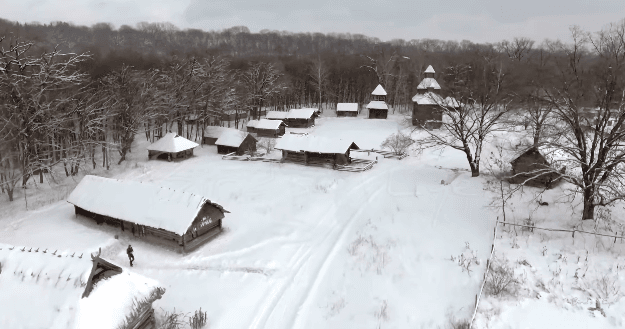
(337, 111, 358, 117)
(368, 109, 388, 119)
(412, 103, 442, 128)
(239, 135, 258, 154)
(256, 128, 284, 137)
(509, 151, 561, 188)
(203, 136, 219, 145)
(217, 145, 239, 155)
(285, 118, 314, 128)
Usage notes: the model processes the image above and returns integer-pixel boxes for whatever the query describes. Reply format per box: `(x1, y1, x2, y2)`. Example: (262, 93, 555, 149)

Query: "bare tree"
(540, 23, 625, 220)
(380, 131, 414, 155)
(497, 37, 535, 62)
(309, 57, 330, 113)
(414, 62, 513, 177)
(240, 62, 282, 120)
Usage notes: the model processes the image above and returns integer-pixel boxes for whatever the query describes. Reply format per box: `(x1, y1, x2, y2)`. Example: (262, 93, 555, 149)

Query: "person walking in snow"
(127, 244, 134, 267)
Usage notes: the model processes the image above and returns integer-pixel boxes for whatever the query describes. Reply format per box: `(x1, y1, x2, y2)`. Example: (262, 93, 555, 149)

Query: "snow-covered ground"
(1, 113, 622, 328)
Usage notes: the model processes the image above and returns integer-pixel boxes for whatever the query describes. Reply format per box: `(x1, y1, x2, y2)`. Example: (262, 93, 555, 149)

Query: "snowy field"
(1, 113, 622, 328)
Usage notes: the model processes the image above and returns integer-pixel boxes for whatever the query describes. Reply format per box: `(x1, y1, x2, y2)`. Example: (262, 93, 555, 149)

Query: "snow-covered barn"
(336, 103, 359, 117)
(147, 132, 199, 162)
(246, 120, 259, 133)
(67, 175, 229, 253)
(0, 244, 164, 329)
(367, 85, 389, 119)
(275, 133, 359, 167)
(203, 126, 239, 145)
(508, 145, 566, 188)
(215, 130, 258, 155)
(285, 109, 316, 128)
(254, 119, 287, 137)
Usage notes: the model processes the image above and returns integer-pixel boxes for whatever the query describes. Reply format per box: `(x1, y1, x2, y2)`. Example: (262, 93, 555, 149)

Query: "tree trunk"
(582, 187, 595, 220)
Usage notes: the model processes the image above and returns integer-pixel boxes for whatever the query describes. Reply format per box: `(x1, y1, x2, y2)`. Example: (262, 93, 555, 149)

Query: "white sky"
(4, 0, 625, 43)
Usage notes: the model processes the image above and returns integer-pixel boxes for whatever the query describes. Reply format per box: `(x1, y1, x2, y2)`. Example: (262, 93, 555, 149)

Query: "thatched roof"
(67, 175, 229, 235)
(366, 101, 388, 110)
(266, 111, 289, 120)
(255, 119, 285, 130)
(215, 130, 256, 148)
(286, 109, 316, 119)
(0, 243, 162, 329)
(147, 133, 198, 153)
(337, 103, 358, 112)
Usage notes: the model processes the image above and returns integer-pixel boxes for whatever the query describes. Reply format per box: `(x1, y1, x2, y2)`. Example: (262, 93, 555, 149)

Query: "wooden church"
(366, 84, 389, 119)
(412, 65, 445, 129)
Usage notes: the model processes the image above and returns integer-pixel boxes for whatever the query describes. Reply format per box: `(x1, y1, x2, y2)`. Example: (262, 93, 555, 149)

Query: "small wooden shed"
(285, 109, 316, 128)
(147, 132, 199, 161)
(255, 119, 287, 137)
(367, 85, 389, 119)
(67, 175, 229, 253)
(275, 133, 360, 167)
(215, 130, 258, 155)
(337, 103, 359, 117)
(508, 146, 565, 188)
(203, 126, 239, 145)
(0, 243, 164, 329)
(246, 120, 259, 133)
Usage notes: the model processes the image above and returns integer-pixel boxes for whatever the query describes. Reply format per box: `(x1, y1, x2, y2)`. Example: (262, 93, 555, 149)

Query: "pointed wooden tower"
(367, 84, 389, 119)
(412, 65, 443, 129)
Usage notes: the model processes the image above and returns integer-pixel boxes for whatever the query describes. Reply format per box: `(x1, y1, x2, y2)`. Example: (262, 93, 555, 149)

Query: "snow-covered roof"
(366, 101, 389, 110)
(371, 84, 387, 96)
(255, 119, 285, 130)
(266, 111, 289, 120)
(286, 108, 316, 119)
(417, 78, 441, 90)
(424, 65, 435, 74)
(275, 133, 359, 154)
(146, 132, 199, 153)
(0, 243, 162, 329)
(215, 130, 252, 148)
(203, 126, 238, 138)
(337, 103, 358, 112)
(75, 271, 161, 329)
(412, 93, 460, 107)
(67, 175, 228, 235)
(246, 120, 259, 128)
(508, 145, 570, 165)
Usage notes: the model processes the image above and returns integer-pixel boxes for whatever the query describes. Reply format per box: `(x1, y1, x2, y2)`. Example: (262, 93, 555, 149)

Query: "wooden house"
(275, 133, 360, 167)
(0, 243, 164, 329)
(367, 85, 389, 119)
(336, 103, 359, 117)
(215, 130, 258, 155)
(67, 175, 229, 253)
(147, 132, 199, 162)
(285, 109, 316, 128)
(203, 126, 240, 145)
(246, 120, 259, 133)
(255, 119, 287, 137)
(508, 146, 565, 188)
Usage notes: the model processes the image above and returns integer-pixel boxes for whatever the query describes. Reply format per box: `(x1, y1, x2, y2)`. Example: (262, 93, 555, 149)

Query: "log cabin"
(203, 126, 239, 145)
(266, 111, 289, 121)
(67, 175, 229, 253)
(215, 130, 258, 155)
(0, 243, 164, 329)
(246, 120, 259, 133)
(147, 132, 199, 162)
(275, 133, 360, 167)
(336, 103, 359, 117)
(285, 109, 316, 128)
(508, 146, 566, 188)
(367, 85, 389, 119)
(254, 119, 287, 137)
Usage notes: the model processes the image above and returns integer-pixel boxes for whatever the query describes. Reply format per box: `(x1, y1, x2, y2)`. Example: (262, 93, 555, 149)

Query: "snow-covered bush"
(380, 131, 414, 155)
(157, 308, 186, 329)
(450, 242, 480, 276)
(485, 256, 519, 297)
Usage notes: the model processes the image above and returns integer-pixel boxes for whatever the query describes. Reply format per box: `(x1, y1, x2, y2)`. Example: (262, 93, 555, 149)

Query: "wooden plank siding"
(284, 118, 315, 128)
(74, 204, 224, 253)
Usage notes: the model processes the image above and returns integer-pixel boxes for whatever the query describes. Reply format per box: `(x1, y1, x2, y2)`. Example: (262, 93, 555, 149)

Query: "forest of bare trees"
(3, 16, 625, 223)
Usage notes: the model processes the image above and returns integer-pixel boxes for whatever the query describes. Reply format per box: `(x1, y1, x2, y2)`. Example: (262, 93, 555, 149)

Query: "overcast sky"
(4, 0, 625, 43)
